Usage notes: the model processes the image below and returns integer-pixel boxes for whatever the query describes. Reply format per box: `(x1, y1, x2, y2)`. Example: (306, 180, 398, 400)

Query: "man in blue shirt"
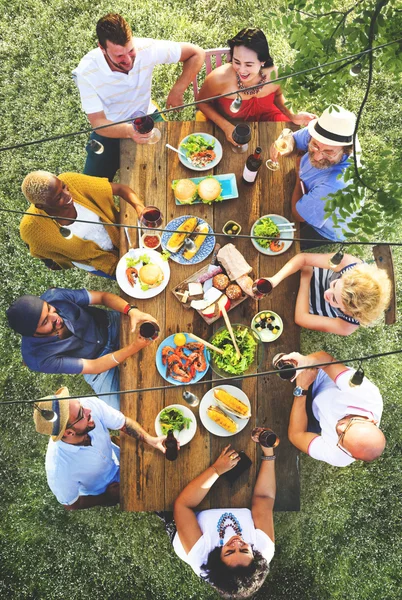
(270, 106, 358, 249)
(6, 288, 158, 409)
(34, 387, 166, 510)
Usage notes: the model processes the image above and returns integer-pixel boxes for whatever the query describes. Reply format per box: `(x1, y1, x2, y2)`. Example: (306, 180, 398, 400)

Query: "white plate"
(116, 248, 170, 299)
(199, 385, 251, 437)
(155, 404, 197, 446)
(251, 310, 283, 342)
(179, 133, 223, 171)
(251, 214, 294, 256)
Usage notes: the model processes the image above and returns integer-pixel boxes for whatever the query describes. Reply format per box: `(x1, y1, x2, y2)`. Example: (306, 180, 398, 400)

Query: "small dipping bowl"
(222, 220, 242, 238)
(251, 310, 283, 343)
(141, 232, 161, 250)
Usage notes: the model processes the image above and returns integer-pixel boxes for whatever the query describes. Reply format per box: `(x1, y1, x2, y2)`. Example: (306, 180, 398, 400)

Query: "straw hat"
(33, 387, 70, 442)
(308, 106, 356, 147)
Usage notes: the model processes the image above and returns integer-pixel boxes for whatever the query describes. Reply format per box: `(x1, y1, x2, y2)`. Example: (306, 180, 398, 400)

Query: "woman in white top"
(173, 434, 276, 599)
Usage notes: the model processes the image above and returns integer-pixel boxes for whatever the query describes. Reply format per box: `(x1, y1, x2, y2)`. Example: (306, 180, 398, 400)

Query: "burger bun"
(197, 177, 222, 203)
(174, 179, 197, 204)
(139, 264, 164, 288)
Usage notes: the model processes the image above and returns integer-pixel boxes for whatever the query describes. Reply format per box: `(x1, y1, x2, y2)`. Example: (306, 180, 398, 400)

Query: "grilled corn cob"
(214, 389, 250, 418)
(207, 405, 238, 433)
(182, 223, 209, 260)
(166, 217, 198, 252)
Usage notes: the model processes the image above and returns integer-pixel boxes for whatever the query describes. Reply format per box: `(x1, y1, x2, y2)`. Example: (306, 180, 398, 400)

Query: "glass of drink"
(272, 353, 297, 381)
(252, 278, 273, 299)
(252, 427, 280, 448)
(139, 206, 163, 229)
(232, 123, 251, 153)
(266, 128, 294, 171)
(139, 321, 160, 341)
(131, 111, 161, 144)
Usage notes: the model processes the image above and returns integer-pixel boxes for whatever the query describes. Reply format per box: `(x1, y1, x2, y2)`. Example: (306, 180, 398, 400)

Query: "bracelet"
(261, 455, 276, 461)
(111, 353, 120, 365)
(211, 465, 220, 476)
(123, 304, 138, 315)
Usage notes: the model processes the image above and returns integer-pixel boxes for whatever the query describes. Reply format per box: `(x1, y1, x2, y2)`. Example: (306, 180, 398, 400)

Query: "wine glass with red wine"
(131, 111, 161, 144)
(252, 278, 273, 299)
(139, 206, 163, 230)
(139, 321, 160, 340)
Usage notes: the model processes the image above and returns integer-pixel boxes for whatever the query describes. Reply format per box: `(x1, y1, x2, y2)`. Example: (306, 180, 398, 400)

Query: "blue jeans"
(84, 311, 121, 410)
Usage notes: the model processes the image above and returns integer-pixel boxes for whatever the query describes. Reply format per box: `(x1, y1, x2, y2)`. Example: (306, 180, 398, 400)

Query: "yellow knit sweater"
(20, 173, 121, 275)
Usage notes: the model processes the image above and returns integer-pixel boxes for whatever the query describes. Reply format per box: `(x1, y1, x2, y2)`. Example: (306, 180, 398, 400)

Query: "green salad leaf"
(159, 407, 192, 435)
(180, 135, 215, 157)
(210, 327, 258, 375)
(253, 217, 280, 248)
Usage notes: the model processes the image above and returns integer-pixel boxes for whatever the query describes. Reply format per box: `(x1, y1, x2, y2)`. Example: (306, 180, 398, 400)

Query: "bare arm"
(270, 252, 360, 288)
(120, 418, 165, 453)
(251, 444, 276, 542)
(166, 43, 205, 108)
(174, 445, 240, 554)
(288, 368, 320, 453)
(64, 481, 120, 511)
(197, 68, 237, 145)
(110, 182, 144, 218)
(80, 291, 158, 375)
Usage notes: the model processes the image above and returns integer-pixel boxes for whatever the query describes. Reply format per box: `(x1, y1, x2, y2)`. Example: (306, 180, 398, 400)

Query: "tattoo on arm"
(120, 419, 145, 442)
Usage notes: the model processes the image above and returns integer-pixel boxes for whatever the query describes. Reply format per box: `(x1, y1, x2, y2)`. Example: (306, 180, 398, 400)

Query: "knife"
(210, 242, 221, 266)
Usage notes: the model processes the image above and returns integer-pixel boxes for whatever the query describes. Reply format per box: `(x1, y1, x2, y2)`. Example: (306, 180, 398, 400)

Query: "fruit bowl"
(208, 324, 264, 378)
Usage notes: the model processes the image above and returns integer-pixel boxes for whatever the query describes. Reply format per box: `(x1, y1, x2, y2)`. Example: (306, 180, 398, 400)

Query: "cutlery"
(166, 143, 187, 159)
(221, 305, 242, 360)
(187, 332, 224, 355)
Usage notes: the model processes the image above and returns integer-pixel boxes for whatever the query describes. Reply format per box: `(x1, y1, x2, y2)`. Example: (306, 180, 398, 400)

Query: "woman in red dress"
(197, 28, 316, 146)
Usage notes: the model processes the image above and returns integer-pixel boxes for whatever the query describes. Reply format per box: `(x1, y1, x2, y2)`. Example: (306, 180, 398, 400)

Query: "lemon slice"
(174, 333, 186, 346)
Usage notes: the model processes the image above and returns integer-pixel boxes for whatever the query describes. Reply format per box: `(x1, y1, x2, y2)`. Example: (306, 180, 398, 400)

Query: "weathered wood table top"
(119, 120, 300, 512)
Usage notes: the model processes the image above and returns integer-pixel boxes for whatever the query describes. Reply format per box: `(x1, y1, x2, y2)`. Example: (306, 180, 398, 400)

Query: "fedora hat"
(33, 387, 70, 442)
(308, 106, 356, 147)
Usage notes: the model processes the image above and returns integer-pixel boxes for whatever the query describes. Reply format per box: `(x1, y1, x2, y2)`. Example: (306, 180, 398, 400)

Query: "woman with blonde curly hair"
(268, 252, 391, 336)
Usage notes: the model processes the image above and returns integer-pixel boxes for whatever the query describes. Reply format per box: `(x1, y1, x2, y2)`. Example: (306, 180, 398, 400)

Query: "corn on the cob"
(214, 389, 250, 418)
(166, 217, 198, 253)
(182, 223, 209, 260)
(207, 405, 238, 433)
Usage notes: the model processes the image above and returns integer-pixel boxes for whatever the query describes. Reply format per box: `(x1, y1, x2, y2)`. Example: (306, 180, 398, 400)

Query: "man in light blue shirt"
(34, 387, 166, 510)
(271, 106, 358, 249)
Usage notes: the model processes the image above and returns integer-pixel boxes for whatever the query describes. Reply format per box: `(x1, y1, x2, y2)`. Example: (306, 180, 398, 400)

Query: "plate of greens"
(250, 214, 294, 256)
(209, 324, 264, 377)
(155, 404, 197, 445)
(178, 133, 222, 171)
(116, 248, 170, 299)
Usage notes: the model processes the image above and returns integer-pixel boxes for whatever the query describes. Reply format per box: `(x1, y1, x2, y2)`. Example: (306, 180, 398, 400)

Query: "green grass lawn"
(1, 1, 401, 599)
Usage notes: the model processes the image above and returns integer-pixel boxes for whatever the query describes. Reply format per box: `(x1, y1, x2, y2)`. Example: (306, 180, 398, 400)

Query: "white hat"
(308, 106, 356, 146)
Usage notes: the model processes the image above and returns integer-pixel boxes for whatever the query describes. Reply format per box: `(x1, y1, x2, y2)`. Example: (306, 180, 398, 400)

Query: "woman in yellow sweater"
(20, 171, 144, 277)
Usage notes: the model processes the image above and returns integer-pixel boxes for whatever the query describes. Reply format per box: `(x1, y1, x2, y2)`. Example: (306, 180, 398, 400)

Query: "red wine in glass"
(133, 116, 154, 135)
(139, 206, 163, 229)
(272, 353, 297, 380)
(252, 278, 273, 299)
(252, 427, 280, 448)
(139, 321, 160, 340)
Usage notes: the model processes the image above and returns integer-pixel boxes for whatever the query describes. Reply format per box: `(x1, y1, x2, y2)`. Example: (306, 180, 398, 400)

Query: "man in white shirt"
(285, 351, 385, 467)
(34, 387, 166, 510)
(72, 13, 205, 180)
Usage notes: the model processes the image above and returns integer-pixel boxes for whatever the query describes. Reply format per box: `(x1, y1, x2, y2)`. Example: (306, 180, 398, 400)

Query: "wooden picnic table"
(119, 120, 300, 512)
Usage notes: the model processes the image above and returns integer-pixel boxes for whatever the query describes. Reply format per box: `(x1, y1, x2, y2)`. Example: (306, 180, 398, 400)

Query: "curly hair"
(201, 546, 269, 599)
(340, 264, 392, 326)
(96, 14, 132, 49)
(21, 171, 53, 204)
(228, 28, 274, 68)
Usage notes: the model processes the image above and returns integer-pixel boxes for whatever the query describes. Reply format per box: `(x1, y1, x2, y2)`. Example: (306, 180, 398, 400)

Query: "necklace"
(236, 70, 267, 95)
(217, 512, 243, 546)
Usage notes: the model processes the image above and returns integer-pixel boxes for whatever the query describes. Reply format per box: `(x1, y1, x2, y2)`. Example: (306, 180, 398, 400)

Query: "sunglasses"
(67, 405, 85, 429)
(309, 142, 342, 159)
(336, 417, 374, 457)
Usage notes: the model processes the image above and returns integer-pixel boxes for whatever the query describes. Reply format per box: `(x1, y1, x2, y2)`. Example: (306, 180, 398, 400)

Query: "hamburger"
(173, 179, 198, 204)
(139, 263, 164, 289)
(197, 177, 222, 204)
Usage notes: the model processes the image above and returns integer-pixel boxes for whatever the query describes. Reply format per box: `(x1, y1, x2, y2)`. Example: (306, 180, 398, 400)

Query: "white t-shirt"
(308, 368, 383, 467)
(72, 38, 182, 121)
(45, 397, 125, 505)
(173, 508, 275, 577)
(69, 202, 114, 271)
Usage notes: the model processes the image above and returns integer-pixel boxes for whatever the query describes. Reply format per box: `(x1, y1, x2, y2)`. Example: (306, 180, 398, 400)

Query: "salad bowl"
(208, 324, 264, 378)
(250, 214, 294, 256)
(178, 133, 223, 171)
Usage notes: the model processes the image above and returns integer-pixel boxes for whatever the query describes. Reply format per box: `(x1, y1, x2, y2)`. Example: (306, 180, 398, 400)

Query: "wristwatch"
(293, 386, 309, 397)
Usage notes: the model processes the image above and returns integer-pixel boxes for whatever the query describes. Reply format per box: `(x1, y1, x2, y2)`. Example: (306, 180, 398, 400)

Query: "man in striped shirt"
(72, 13, 205, 181)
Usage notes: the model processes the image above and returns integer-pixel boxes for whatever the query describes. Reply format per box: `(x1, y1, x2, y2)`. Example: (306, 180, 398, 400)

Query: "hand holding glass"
(132, 111, 161, 144)
(266, 128, 294, 171)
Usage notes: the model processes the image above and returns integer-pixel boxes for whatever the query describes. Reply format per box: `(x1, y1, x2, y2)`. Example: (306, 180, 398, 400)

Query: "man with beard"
(270, 106, 358, 250)
(34, 387, 166, 509)
(6, 289, 158, 410)
(72, 13, 205, 181)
